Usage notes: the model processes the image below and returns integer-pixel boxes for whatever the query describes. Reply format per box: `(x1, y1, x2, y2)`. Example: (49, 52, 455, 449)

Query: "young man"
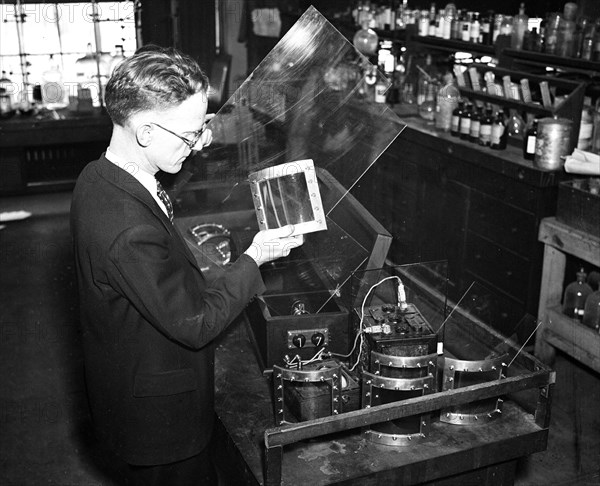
(70, 46, 302, 485)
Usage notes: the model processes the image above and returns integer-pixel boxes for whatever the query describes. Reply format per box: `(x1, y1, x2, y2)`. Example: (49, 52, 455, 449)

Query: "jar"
(534, 117, 573, 170)
(435, 80, 459, 131)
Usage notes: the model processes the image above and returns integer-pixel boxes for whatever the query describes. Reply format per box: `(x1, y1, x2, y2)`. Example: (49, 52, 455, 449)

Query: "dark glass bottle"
(563, 268, 593, 321)
(582, 290, 600, 331)
(451, 100, 464, 137)
(478, 107, 493, 146)
(459, 102, 472, 140)
(523, 118, 538, 160)
(469, 105, 482, 142)
(490, 110, 507, 150)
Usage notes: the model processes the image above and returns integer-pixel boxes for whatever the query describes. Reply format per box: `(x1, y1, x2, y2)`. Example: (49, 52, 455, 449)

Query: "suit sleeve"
(106, 223, 266, 349)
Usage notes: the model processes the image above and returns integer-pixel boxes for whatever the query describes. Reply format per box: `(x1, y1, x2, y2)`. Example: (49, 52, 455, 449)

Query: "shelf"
(412, 36, 495, 56)
(544, 306, 600, 373)
(502, 48, 600, 75)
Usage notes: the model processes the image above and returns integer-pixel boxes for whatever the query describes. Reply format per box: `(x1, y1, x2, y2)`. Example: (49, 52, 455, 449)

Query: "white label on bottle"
(480, 124, 492, 143)
(470, 120, 481, 137)
(526, 135, 536, 154)
(491, 123, 505, 144)
(460, 117, 471, 134)
(451, 115, 460, 132)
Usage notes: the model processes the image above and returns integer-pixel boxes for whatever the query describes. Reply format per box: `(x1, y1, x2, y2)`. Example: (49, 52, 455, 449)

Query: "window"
(0, 1, 138, 108)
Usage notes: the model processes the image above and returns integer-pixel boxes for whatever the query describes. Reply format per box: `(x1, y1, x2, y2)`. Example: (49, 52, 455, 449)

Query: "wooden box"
(556, 178, 600, 238)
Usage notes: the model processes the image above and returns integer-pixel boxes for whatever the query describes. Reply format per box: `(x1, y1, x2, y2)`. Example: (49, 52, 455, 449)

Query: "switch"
(311, 332, 325, 347)
(292, 334, 306, 348)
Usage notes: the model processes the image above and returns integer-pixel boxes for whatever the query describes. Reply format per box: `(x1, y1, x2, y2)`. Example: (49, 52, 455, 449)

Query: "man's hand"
(244, 225, 304, 267)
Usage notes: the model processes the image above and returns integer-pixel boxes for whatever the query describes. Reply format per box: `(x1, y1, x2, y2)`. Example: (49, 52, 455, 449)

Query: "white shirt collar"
(104, 148, 169, 217)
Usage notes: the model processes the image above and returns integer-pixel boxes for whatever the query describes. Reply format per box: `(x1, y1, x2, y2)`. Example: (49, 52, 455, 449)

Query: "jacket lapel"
(96, 156, 202, 271)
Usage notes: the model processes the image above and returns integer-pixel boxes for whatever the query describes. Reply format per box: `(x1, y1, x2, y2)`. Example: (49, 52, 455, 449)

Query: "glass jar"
(418, 80, 438, 121)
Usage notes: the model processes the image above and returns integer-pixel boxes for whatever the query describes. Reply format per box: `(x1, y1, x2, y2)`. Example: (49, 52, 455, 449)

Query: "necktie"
(156, 179, 174, 223)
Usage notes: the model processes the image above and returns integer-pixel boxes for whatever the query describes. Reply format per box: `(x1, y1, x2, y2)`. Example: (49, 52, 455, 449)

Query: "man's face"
(146, 91, 209, 174)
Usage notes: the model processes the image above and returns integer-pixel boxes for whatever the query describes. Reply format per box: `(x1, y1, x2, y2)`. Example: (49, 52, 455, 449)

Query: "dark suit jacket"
(70, 155, 265, 466)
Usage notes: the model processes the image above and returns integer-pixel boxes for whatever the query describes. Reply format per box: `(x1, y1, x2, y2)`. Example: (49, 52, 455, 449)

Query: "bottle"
(435, 75, 459, 132)
(563, 268, 593, 321)
(582, 290, 600, 331)
(557, 3, 577, 57)
(470, 12, 481, 43)
(451, 99, 464, 137)
(461, 16, 471, 42)
(511, 3, 529, 49)
(419, 80, 438, 120)
(544, 13, 561, 55)
(479, 106, 493, 146)
(459, 102, 472, 140)
(490, 110, 507, 150)
(480, 11, 492, 44)
(581, 21, 596, 60)
(469, 105, 482, 142)
(523, 118, 538, 160)
(41, 54, 68, 110)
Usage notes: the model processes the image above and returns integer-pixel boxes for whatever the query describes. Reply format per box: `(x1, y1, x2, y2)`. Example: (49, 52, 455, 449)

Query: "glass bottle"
(563, 268, 593, 320)
(507, 110, 526, 141)
(470, 12, 481, 43)
(469, 104, 482, 142)
(490, 109, 507, 150)
(582, 290, 600, 331)
(419, 80, 438, 121)
(557, 3, 577, 57)
(451, 99, 464, 137)
(544, 12, 561, 55)
(511, 3, 529, 49)
(580, 21, 595, 60)
(480, 11, 492, 45)
(41, 54, 68, 110)
(459, 102, 472, 140)
(435, 75, 459, 132)
(523, 118, 538, 160)
(478, 106, 494, 146)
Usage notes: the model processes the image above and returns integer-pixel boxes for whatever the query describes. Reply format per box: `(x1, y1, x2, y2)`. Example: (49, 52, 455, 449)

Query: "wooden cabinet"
(353, 118, 559, 342)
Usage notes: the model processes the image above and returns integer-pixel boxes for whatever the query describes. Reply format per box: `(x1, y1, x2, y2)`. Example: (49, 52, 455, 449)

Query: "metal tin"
(534, 117, 573, 171)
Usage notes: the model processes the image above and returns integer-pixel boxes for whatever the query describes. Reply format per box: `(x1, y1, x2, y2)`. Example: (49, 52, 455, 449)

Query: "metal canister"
(534, 117, 573, 171)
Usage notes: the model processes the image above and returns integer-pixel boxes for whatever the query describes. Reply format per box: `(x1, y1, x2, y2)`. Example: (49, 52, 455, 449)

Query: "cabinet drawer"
(465, 233, 529, 301)
(468, 190, 536, 256)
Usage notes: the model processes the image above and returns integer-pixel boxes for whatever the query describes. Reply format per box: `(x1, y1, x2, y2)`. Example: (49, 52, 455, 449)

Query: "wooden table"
(213, 317, 553, 486)
(535, 217, 600, 373)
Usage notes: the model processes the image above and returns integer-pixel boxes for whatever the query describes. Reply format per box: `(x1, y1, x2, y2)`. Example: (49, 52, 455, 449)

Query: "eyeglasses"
(151, 122, 206, 151)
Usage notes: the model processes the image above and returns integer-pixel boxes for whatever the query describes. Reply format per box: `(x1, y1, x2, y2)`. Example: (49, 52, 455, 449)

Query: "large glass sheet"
(172, 6, 405, 310)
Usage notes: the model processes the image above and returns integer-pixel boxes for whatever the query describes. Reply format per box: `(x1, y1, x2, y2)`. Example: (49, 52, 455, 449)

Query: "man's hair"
(105, 45, 209, 126)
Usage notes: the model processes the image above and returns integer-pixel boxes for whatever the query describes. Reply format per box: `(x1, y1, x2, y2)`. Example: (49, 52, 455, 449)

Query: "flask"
(41, 54, 68, 110)
(563, 268, 593, 320)
(582, 290, 600, 331)
(490, 110, 507, 150)
(451, 99, 464, 137)
(523, 118, 538, 160)
(459, 102, 472, 140)
(469, 104, 482, 142)
(478, 106, 493, 146)
(353, 21, 379, 56)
